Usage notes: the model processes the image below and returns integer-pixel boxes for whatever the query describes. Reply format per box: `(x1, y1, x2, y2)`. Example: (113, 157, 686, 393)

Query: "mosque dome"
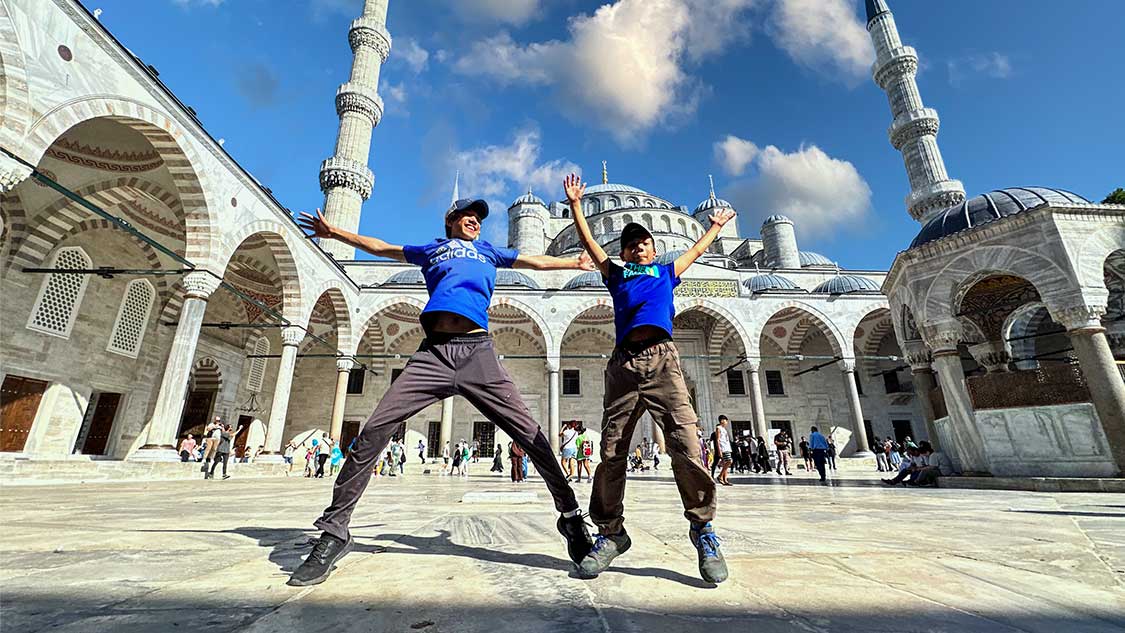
(656, 250, 688, 265)
(798, 251, 835, 268)
(763, 214, 793, 225)
(585, 183, 648, 195)
(743, 274, 801, 294)
(510, 191, 546, 208)
(694, 196, 733, 215)
(813, 274, 882, 295)
(562, 271, 605, 290)
(911, 187, 1090, 248)
(382, 269, 425, 285)
(495, 269, 542, 289)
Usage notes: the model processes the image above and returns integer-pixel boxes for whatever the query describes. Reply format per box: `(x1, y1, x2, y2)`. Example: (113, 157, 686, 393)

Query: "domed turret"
(692, 175, 739, 240)
(508, 188, 549, 255)
(760, 214, 800, 269)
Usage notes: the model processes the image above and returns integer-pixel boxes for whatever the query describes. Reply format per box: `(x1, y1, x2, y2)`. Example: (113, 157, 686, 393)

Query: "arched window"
(622, 214, 633, 225)
(661, 216, 672, 233)
(642, 214, 653, 230)
(607, 197, 619, 210)
(678, 218, 687, 235)
(246, 336, 270, 392)
(626, 197, 639, 207)
(107, 279, 155, 358)
(643, 198, 655, 208)
(27, 246, 91, 339)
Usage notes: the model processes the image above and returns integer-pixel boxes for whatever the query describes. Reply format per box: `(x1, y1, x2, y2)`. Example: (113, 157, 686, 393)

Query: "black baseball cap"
(445, 198, 489, 237)
(619, 222, 653, 250)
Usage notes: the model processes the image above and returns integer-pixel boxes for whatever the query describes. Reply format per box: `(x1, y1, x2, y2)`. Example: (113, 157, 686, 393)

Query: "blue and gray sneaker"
(689, 522, 728, 584)
(577, 531, 632, 578)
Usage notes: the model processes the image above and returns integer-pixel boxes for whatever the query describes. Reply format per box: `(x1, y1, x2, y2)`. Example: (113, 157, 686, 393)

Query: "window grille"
(107, 279, 154, 358)
(27, 247, 92, 338)
(246, 337, 270, 391)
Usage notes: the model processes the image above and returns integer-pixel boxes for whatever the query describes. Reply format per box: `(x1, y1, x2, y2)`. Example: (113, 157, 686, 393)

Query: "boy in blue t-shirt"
(288, 199, 595, 587)
(561, 173, 736, 584)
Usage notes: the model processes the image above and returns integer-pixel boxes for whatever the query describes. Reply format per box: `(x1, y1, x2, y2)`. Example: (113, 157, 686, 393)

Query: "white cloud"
(769, 0, 874, 84)
(452, 127, 580, 201)
(395, 38, 430, 74)
(714, 135, 760, 177)
(452, 0, 542, 26)
(382, 81, 407, 113)
(453, 0, 756, 143)
(947, 52, 1012, 86)
(722, 141, 871, 239)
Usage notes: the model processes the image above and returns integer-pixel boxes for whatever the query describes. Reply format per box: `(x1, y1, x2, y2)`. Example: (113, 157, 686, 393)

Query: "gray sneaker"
(689, 523, 728, 584)
(577, 531, 632, 578)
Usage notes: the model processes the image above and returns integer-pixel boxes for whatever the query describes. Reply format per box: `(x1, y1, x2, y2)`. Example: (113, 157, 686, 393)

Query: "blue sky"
(90, 0, 1124, 269)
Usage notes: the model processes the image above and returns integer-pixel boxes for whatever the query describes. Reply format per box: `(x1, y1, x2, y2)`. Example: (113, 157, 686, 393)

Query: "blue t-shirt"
(402, 238, 520, 330)
(808, 432, 829, 451)
(603, 261, 681, 344)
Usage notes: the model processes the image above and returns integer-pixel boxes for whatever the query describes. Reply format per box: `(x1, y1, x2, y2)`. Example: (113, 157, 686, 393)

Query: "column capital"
(921, 321, 962, 355)
(336, 358, 355, 373)
(903, 340, 933, 370)
(545, 356, 561, 373)
(182, 270, 221, 300)
(967, 340, 1012, 373)
(281, 326, 305, 347)
(1054, 303, 1107, 333)
(0, 151, 33, 193)
(837, 358, 857, 373)
(743, 358, 761, 373)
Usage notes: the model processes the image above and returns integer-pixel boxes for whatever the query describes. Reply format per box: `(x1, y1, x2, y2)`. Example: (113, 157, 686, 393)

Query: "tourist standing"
(799, 436, 812, 472)
(774, 431, 793, 475)
(564, 173, 729, 583)
(807, 425, 830, 483)
(206, 423, 238, 480)
(417, 439, 426, 463)
(315, 436, 332, 478)
(826, 436, 838, 471)
(509, 441, 526, 482)
(755, 436, 770, 473)
(490, 444, 504, 473)
(441, 441, 451, 475)
(559, 421, 578, 481)
(575, 425, 593, 483)
(715, 417, 733, 486)
(201, 417, 222, 473)
(451, 440, 463, 475)
(460, 441, 471, 477)
(284, 441, 297, 475)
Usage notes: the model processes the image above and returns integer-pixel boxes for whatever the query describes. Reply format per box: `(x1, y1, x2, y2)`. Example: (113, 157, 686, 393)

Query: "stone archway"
(178, 357, 222, 438)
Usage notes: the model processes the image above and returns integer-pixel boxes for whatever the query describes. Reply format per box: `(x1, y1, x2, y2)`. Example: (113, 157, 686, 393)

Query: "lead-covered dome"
(694, 196, 733, 215)
(496, 270, 542, 289)
(562, 271, 605, 290)
(382, 269, 424, 285)
(585, 183, 647, 195)
(798, 251, 834, 268)
(744, 274, 801, 294)
(510, 191, 545, 208)
(911, 187, 1089, 248)
(813, 275, 881, 295)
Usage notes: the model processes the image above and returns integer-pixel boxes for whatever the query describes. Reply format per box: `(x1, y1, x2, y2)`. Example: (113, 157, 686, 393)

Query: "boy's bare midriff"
(623, 325, 669, 345)
(423, 311, 487, 335)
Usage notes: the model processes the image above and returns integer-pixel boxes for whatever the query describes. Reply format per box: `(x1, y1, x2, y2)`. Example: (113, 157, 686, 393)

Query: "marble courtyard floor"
(1, 469, 1123, 633)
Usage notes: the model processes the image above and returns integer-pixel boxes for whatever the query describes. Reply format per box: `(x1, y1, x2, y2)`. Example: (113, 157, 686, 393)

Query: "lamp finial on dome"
(451, 170, 460, 205)
(602, 160, 608, 185)
(708, 174, 716, 200)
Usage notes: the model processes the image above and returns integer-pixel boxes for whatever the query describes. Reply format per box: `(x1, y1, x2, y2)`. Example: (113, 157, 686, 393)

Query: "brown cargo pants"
(590, 341, 716, 535)
(315, 333, 579, 541)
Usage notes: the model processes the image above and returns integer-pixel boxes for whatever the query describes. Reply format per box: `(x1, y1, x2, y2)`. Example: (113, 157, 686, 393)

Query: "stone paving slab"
(1, 471, 1123, 632)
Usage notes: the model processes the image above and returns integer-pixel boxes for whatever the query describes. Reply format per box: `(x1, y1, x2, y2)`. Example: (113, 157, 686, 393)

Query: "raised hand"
(297, 208, 335, 239)
(709, 208, 736, 227)
(563, 173, 586, 205)
(576, 250, 596, 271)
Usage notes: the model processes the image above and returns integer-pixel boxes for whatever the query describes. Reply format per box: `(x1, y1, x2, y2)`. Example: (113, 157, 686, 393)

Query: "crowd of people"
(176, 417, 247, 480)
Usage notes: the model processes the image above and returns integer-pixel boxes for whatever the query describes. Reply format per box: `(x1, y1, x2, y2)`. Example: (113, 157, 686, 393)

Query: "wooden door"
(342, 420, 361, 455)
(0, 376, 49, 452)
(81, 393, 121, 455)
(234, 414, 253, 458)
(177, 390, 215, 438)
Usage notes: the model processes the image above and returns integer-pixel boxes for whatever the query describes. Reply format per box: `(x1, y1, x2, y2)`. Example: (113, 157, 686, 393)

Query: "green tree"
(1103, 188, 1125, 205)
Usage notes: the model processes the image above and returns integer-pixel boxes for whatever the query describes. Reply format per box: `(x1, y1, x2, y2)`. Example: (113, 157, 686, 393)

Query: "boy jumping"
(288, 199, 594, 586)
(562, 173, 736, 584)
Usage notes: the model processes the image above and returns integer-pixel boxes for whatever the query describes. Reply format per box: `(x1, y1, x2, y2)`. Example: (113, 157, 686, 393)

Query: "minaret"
(866, 0, 964, 223)
(318, 0, 392, 260)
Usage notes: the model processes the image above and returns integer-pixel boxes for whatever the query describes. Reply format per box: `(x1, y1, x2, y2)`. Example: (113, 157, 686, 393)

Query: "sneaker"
(287, 533, 354, 587)
(689, 523, 728, 584)
(577, 531, 632, 578)
(556, 513, 593, 565)
(222, 475, 231, 480)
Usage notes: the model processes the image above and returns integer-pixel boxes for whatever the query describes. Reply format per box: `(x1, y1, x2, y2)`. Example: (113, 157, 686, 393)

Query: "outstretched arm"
(674, 208, 736, 277)
(513, 251, 596, 271)
(298, 208, 406, 262)
(563, 174, 610, 276)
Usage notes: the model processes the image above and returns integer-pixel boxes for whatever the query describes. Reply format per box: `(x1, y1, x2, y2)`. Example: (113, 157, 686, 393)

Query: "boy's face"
(621, 236, 656, 265)
(447, 211, 482, 240)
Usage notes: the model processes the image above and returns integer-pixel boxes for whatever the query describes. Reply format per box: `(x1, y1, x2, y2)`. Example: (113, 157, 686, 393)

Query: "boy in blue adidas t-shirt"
(561, 173, 736, 584)
(288, 199, 595, 587)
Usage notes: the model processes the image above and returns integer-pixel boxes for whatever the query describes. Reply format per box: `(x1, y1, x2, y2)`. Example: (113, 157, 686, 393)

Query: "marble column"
(131, 270, 220, 461)
(904, 341, 941, 451)
(1059, 305, 1125, 473)
(548, 367, 561, 454)
(329, 359, 353, 442)
(746, 360, 769, 441)
(925, 326, 989, 473)
(439, 397, 454, 451)
(262, 326, 304, 458)
(840, 359, 873, 456)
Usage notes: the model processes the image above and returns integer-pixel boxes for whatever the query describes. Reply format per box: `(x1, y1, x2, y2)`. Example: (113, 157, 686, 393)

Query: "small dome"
(694, 196, 733, 215)
(798, 251, 835, 268)
(496, 269, 542, 289)
(743, 274, 801, 294)
(813, 275, 881, 295)
(763, 214, 793, 226)
(509, 191, 545, 208)
(911, 187, 1090, 248)
(656, 249, 688, 265)
(382, 269, 424, 285)
(585, 183, 648, 195)
(562, 271, 606, 290)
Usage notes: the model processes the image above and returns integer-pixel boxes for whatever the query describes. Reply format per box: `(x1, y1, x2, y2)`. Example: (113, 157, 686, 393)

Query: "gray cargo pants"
(315, 333, 578, 541)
